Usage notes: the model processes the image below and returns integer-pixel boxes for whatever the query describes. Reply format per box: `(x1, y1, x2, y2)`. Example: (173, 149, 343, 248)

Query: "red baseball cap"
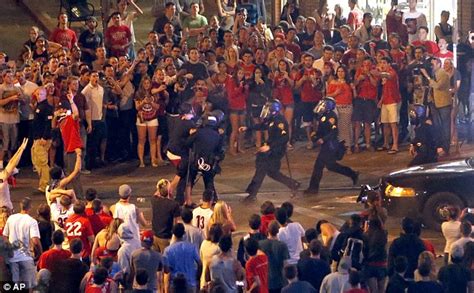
(141, 230, 154, 244)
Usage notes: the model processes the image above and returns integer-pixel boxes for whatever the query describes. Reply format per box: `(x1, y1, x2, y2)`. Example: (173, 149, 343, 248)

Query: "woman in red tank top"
(272, 60, 295, 148)
(226, 67, 249, 155)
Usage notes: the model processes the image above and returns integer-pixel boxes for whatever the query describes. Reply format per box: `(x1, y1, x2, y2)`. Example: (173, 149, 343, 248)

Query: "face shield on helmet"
(314, 97, 336, 116)
(260, 99, 282, 120)
(409, 104, 427, 126)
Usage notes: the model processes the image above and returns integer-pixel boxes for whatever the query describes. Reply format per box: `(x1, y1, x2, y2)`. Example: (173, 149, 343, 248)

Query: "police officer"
(243, 99, 300, 201)
(186, 111, 225, 203)
(167, 103, 196, 205)
(304, 97, 359, 195)
(408, 104, 437, 166)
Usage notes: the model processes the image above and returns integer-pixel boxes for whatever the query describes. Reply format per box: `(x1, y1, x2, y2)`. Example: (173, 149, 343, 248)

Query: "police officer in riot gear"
(408, 104, 437, 166)
(186, 112, 225, 203)
(167, 103, 196, 205)
(304, 97, 359, 195)
(243, 99, 300, 202)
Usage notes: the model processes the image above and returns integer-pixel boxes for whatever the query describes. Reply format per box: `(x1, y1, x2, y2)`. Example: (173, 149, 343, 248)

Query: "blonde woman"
(91, 218, 123, 264)
(224, 46, 239, 75)
(414, 251, 438, 281)
(0, 206, 9, 234)
(208, 200, 236, 236)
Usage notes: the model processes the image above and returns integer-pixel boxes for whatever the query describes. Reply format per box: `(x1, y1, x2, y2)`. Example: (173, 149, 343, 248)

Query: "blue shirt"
(163, 241, 200, 287)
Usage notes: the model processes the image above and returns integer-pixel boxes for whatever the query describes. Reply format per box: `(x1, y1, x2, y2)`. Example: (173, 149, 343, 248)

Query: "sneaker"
(241, 194, 257, 202)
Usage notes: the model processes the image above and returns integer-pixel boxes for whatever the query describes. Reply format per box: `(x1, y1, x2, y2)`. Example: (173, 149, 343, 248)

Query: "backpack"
(342, 237, 364, 269)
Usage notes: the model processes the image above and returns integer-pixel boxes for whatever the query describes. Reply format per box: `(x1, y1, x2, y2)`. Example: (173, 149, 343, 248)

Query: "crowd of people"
(2, 184, 474, 292)
(1, 0, 474, 291)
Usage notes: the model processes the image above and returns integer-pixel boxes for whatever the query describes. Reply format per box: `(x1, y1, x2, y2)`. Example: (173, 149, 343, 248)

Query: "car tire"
(422, 192, 464, 231)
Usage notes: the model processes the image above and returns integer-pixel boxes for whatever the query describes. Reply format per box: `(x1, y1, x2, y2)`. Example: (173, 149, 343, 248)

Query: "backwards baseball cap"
(119, 184, 132, 199)
(141, 230, 154, 244)
(338, 256, 352, 273)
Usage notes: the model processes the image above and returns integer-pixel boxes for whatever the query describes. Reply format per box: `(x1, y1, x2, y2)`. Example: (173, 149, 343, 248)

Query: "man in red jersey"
(296, 53, 323, 149)
(38, 230, 71, 271)
(245, 238, 269, 293)
(65, 201, 94, 264)
(105, 12, 132, 57)
(50, 13, 77, 50)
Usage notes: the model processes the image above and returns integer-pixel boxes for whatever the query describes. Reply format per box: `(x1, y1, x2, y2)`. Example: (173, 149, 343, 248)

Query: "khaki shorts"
(380, 103, 400, 124)
(153, 236, 170, 253)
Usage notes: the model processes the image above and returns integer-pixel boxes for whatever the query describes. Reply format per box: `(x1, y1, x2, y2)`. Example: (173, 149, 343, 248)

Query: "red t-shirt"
(272, 74, 294, 106)
(348, 9, 363, 30)
(259, 214, 275, 236)
(246, 254, 269, 293)
(50, 28, 77, 49)
(65, 214, 94, 258)
(355, 68, 377, 100)
(226, 78, 248, 111)
(37, 248, 72, 271)
(434, 51, 454, 65)
(105, 25, 132, 57)
(412, 40, 440, 56)
(389, 49, 407, 71)
(381, 67, 401, 105)
(297, 68, 323, 103)
(85, 207, 94, 216)
(240, 62, 256, 80)
(87, 214, 107, 236)
(59, 115, 83, 153)
(328, 82, 353, 105)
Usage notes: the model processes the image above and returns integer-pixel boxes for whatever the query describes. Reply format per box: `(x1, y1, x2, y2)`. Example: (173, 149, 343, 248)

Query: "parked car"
(358, 158, 474, 230)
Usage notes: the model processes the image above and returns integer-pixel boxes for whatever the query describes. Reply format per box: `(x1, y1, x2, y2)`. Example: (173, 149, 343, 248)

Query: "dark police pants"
(246, 153, 297, 197)
(308, 145, 356, 191)
(430, 105, 451, 153)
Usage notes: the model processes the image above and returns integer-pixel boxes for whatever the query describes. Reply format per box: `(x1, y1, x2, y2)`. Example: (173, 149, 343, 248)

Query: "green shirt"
(182, 14, 208, 48)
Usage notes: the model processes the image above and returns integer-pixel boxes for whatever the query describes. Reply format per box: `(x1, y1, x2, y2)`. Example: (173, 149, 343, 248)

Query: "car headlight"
(385, 184, 416, 197)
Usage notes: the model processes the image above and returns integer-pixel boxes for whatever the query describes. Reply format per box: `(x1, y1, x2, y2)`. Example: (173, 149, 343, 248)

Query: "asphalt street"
(9, 141, 474, 260)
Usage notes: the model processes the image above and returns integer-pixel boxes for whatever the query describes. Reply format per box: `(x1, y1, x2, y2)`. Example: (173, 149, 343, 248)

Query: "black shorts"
(352, 99, 377, 123)
(250, 104, 264, 118)
(157, 115, 168, 136)
(363, 265, 387, 280)
(301, 102, 317, 123)
(92, 120, 107, 141)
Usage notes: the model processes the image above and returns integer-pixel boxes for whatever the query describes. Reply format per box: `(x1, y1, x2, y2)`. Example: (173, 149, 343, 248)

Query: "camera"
(177, 75, 188, 88)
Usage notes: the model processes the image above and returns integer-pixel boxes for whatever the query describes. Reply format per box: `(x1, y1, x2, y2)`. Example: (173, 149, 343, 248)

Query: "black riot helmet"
(314, 96, 336, 116)
(409, 104, 427, 126)
(260, 99, 282, 120)
(202, 114, 218, 128)
(210, 109, 225, 125)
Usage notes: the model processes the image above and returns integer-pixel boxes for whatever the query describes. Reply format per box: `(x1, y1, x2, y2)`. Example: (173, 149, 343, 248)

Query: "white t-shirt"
(192, 206, 213, 234)
(278, 222, 305, 264)
(113, 201, 140, 240)
(2, 213, 40, 262)
(50, 200, 74, 231)
(441, 220, 461, 253)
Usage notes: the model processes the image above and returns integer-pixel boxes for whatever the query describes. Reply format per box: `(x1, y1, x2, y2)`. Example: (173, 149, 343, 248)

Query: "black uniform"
(33, 100, 54, 140)
(307, 111, 357, 192)
(168, 117, 195, 205)
(408, 120, 437, 167)
(186, 125, 224, 200)
(245, 114, 299, 198)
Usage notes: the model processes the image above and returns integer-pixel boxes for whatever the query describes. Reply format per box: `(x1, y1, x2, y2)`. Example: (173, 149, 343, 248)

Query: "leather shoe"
(303, 189, 319, 196)
(241, 194, 257, 202)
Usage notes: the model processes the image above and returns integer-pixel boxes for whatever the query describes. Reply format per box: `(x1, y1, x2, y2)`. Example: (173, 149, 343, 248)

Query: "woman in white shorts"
(134, 76, 159, 167)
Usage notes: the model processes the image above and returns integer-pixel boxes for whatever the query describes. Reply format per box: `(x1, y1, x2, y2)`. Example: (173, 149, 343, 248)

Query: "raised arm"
(4, 138, 28, 177)
(58, 148, 82, 188)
